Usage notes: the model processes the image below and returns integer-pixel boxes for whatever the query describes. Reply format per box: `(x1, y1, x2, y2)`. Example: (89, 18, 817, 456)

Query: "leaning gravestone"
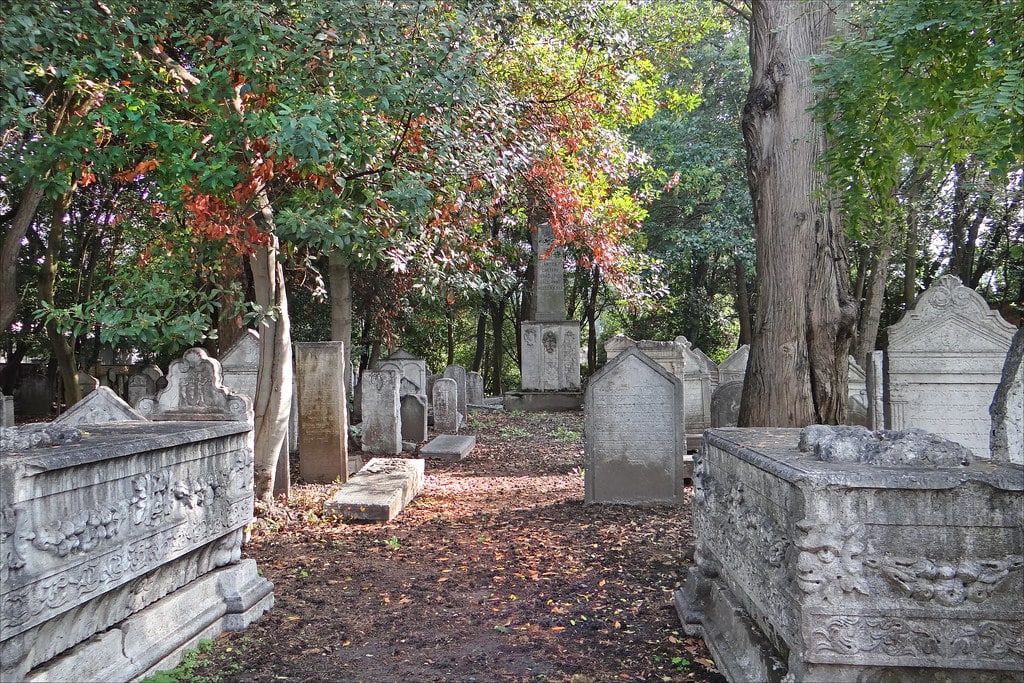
(886, 274, 1017, 456)
(443, 364, 468, 418)
(584, 348, 685, 506)
(361, 369, 402, 456)
(432, 377, 459, 434)
(294, 342, 349, 483)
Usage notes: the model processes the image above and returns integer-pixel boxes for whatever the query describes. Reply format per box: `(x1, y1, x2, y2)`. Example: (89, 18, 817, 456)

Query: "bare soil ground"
(186, 409, 725, 683)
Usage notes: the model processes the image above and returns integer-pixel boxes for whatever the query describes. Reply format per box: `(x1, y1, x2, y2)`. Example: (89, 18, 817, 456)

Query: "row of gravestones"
(590, 275, 1021, 508)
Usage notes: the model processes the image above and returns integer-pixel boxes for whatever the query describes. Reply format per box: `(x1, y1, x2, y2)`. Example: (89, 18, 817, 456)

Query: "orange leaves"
(113, 158, 160, 183)
(181, 185, 272, 254)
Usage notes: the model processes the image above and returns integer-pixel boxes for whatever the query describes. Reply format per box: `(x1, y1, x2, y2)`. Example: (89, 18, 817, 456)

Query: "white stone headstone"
(54, 386, 147, 426)
(584, 348, 685, 506)
(717, 345, 749, 384)
(443, 364, 468, 417)
(520, 322, 581, 391)
(378, 350, 428, 398)
(531, 221, 566, 322)
(135, 348, 252, 423)
(885, 275, 1016, 457)
(295, 342, 349, 483)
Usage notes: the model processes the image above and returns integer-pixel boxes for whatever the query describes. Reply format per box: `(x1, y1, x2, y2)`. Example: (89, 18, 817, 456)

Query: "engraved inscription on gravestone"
(532, 222, 566, 322)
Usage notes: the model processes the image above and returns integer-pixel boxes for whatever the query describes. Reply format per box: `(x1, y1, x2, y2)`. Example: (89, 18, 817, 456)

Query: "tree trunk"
(328, 249, 353, 391)
(489, 297, 507, 395)
(1, 179, 46, 332)
(990, 327, 1023, 462)
(249, 200, 293, 504)
(733, 256, 752, 346)
(586, 265, 600, 374)
(39, 189, 82, 408)
(854, 239, 891, 369)
(738, 0, 856, 427)
(472, 300, 488, 373)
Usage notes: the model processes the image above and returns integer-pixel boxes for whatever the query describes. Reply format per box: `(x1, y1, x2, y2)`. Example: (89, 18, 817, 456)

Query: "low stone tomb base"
(502, 390, 582, 412)
(324, 458, 424, 522)
(419, 434, 477, 461)
(1, 420, 273, 682)
(676, 426, 1023, 683)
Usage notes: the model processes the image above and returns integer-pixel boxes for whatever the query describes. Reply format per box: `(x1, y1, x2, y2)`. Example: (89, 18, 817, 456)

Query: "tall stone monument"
(505, 222, 582, 411)
(885, 275, 1017, 456)
(294, 342, 349, 483)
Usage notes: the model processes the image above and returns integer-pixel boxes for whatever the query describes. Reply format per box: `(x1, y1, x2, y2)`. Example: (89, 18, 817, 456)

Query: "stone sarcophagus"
(676, 427, 1023, 682)
(1, 349, 273, 682)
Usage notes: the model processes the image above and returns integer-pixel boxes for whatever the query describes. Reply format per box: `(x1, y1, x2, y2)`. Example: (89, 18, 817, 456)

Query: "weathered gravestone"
(584, 348, 685, 506)
(220, 329, 290, 496)
(377, 349, 427, 398)
(1, 393, 13, 428)
(677, 336, 717, 433)
(886, 274, 1017, 456)
(361, 369, 402, 456)
(677, 425, 1023, 682)
(420, 433, 476, 461)
(467, 371, 485, 405)
(847, 356, 869, 427)
(0, 352, 271, 683)
(710, 380, 743, 428)
(443, 364, 468, 418)
(400, 393, 428, 444)
(128, 371, 158, 409)
(135, 348, 252, 423)
(324, 457, 424, 522)
(717, 344, 749, 385)
(507, 221, 582, 411)
(866, 350, 885, 431)
(432, 377, 459, 434)
(15, 373, 52, 418)
(294, 342, 349, 483)
(53, 386, 147, 426)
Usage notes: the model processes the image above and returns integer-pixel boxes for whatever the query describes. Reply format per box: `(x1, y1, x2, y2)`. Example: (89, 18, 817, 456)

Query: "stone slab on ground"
(419, 434, 477, 461)
(324, 457, 424, 522)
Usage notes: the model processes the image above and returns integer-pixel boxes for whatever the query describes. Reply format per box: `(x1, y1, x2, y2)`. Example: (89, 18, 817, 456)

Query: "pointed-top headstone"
(54, 386, 149, 426)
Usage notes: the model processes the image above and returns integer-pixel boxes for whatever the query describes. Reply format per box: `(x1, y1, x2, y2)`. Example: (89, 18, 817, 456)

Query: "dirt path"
(184, 410, 725, 682)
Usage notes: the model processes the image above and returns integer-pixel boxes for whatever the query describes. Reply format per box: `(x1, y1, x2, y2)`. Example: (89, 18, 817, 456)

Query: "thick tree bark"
(249, 199, 293, 504)
(738, 0, 857, 427)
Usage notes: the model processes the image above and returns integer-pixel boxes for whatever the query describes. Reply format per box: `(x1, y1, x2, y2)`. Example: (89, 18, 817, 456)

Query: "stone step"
(324, 457, 424, 522)
(419, 434, 476, 461)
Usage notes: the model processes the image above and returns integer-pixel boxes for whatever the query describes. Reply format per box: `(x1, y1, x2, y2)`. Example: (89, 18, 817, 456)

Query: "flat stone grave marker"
(324, 457, 424, 522)
(584, 347, 685, 506)
(419, 434, 477, 461)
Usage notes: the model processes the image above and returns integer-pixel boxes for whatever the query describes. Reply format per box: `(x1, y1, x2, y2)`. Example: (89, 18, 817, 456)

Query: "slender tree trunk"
(585, 265, 600, 374)
(328, 249, 353, 391)
(738, 0, 856, 427)
(854, 239, 891, 369)
(733, 256, 752, 346)
(489, 297, 507, 395)
(39, 189, 82, 408)
(472, 301, 488, 373)
(249, 199, 292, 504)
(445, 304, 455, 367)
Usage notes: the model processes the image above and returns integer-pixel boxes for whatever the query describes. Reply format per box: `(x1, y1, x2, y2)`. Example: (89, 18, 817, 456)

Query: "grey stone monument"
(135, 348, 252, 423)
(710, 380, 743, 428)
(1, 393, 13, 428)
(361, 369, 402, 456)
(294, 342, 349, 483)
(443, 364, 468, 417)
(128, 371, 157, 409)
(717, 344, 749, 384)
(400, 393, 428, 444)
(467, 371, 485, 405)
(584, 348, 685, 506)
(677, 336, 716, 434)
(677, 425, 1023, 682)
(866, 349, 885, 431)
(53, 386, 147, 426)
(506, 221, 582, 411)
(378, 349, 427, 399)
(432, 377, 459, 434)
(886, 274, 1017, 456)
(846, 356, 869, 427)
